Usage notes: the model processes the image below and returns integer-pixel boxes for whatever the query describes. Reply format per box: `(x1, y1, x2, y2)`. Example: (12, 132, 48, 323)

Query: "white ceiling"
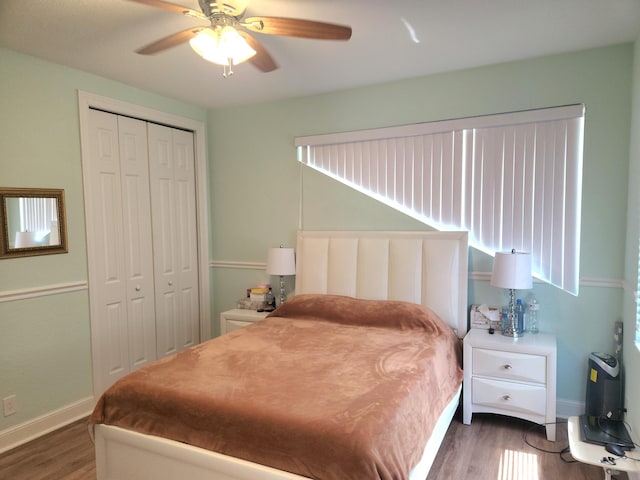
(1, 0, 639, 109)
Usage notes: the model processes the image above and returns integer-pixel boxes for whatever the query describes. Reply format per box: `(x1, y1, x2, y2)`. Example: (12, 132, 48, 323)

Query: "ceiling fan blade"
(127, 0, 207, 19)
(243, 16, 352, 40)
(136, 27, 206, 55)
(237, 31, 278, 72)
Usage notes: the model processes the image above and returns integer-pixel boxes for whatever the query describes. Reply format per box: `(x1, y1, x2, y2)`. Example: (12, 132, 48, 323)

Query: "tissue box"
(470, 304, 501, 330)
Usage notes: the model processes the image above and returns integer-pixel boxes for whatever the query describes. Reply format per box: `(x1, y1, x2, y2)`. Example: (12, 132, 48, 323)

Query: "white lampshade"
(14, 231, 39, 248)
(491, 250, 532, 290)
(266, 247, 296, 276)
(189, 26, 256, 66)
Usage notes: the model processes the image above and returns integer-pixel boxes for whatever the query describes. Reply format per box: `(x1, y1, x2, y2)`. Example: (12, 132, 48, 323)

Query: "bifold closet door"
(147, 123, 200, 357)
(86, 110, 157, 394)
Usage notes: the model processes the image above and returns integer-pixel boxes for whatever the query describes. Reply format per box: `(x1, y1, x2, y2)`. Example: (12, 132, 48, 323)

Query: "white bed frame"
(93, 230, 469, 480)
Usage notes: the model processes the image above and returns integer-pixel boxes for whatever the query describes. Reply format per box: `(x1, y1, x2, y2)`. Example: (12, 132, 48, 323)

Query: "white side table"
(463, 328, 557, 441)
(220, 309, 268, 335)
(567, 416, 639, 480)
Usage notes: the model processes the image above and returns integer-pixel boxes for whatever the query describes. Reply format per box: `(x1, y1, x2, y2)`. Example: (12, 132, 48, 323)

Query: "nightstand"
(463, 328, 557, 441)
(220, 309, 269, 335)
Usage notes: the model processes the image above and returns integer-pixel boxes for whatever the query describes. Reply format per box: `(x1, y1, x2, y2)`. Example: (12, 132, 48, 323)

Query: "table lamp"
(266, 246, 296, 305)
(491, 249, 532, 338)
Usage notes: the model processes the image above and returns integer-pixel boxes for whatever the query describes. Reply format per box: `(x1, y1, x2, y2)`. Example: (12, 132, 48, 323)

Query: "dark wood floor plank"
(0, 412, 623, 479)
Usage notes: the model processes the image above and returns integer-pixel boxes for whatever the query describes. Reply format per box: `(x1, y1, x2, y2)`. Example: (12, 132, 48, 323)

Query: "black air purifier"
(579, 352, 634, 449)
(585, 352, 623, 420)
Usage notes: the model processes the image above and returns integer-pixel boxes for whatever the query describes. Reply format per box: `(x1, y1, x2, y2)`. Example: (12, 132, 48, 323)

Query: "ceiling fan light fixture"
(189, 26, 256, 67)
(131, 0, 352, 75)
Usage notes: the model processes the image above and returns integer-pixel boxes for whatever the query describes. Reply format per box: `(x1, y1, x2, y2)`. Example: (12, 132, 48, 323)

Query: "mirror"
(0, 188, 68, 259)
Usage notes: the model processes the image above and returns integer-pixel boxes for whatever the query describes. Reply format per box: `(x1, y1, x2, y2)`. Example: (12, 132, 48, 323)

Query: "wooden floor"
(427, 413, 625, 479)
(0, 418, 96, 480)
(0, 412, 622, 480)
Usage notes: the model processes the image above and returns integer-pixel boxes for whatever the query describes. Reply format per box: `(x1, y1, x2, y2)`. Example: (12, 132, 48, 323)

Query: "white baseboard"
(556, 398, 584, 419)
(0, 396, 95, 454)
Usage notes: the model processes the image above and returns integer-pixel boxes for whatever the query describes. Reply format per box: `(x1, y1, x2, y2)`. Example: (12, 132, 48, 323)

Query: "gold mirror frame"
(0, 188, 68, 259)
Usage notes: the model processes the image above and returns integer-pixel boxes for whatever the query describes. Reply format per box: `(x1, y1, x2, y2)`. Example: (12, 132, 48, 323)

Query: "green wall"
(1, 40, 638, 437)
(0, 47, 206, 432)
(209, 43, 635, 414)
(623, 36, 640, 438)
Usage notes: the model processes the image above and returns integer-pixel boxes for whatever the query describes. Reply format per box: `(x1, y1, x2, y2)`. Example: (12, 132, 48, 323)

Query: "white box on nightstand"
(463, 328, 557, 441)
(220, 309, 268, 335)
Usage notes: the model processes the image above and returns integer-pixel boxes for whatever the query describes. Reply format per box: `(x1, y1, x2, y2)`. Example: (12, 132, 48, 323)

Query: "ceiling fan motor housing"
(199, 0, 247, 18)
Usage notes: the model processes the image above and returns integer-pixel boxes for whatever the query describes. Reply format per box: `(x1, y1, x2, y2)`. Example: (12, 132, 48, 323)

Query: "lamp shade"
(189, 26, 256, 66)
(266, 247, 296, 276)
(14, 231, 39, 248)
(491, 250, 532, 290)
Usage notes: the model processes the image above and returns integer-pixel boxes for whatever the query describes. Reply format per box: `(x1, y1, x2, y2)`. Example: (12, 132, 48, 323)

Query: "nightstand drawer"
(473, 348, 546, 384)
(224, 319, 254, 333)
(472, 377, 546, 417)
(220, 309, 268, 335)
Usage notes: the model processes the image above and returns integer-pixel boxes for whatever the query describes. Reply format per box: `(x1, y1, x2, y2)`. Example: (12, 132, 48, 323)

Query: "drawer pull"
(502, 395, 512, 401)
(503, 364, 513, 370)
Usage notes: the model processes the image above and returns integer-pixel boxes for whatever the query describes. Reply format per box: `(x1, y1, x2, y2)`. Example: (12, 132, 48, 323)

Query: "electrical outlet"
(3, 395, 17, 416)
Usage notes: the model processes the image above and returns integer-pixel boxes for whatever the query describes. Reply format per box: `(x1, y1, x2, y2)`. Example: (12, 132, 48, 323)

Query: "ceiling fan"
(129, 0, 352, 77)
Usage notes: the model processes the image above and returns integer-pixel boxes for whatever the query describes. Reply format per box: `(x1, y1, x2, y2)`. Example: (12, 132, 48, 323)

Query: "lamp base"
(502, 326, 522, 338)
(278, 275, 286, 305)
(501, 288, 522, 338)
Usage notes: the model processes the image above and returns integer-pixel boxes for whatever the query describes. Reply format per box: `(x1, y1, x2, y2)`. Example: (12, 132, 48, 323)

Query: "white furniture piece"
(220, 309, 268, 334)
(567, 416, 639, 480)
(93, 230, 469, 480)
(463, 328, 557, 441)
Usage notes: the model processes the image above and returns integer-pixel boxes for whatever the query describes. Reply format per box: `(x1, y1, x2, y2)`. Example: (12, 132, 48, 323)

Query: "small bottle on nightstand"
(528, 295, 539, 334)
(500, 307, 509, 334)
(516, 299, 525, 333)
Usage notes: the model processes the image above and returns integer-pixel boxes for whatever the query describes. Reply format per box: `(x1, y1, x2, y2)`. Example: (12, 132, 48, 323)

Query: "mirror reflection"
(0, 188, 68, 259)
(6, 197, 61, 248)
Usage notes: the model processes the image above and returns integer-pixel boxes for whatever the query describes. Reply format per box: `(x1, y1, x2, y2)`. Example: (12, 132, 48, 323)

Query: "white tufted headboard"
(295, 231, 469, 338)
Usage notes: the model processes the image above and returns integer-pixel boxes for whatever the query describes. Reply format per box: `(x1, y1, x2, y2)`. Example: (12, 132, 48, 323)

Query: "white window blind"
(19, 197, 58, 235)
(295, 104, 585, 295)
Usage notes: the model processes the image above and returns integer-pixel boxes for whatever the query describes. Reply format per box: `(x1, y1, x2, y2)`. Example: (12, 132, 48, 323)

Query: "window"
(296, 104, 585, 295)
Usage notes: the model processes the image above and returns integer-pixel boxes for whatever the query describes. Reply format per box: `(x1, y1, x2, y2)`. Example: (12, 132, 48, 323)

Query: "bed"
(90, 230, 468, 480)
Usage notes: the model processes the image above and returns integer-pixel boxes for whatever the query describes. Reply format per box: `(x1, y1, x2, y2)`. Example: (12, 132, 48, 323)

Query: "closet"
(84, 109, 200, 395)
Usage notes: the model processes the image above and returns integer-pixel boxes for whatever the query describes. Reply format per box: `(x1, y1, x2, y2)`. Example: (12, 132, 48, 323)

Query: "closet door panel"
(117, 116, 157, 368)
(148, 124, 200, 356)
(180, 285, 198, 347)
(106, 302, 127, 374)
(173, 129, 199, 349)
(157, 290, 179, 356)
(148, 124, 181, 357)
(86, 110, 130, 390)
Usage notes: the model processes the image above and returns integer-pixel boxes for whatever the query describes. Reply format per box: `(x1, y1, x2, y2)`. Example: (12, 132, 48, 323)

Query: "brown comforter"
(89, 294, 463, 480)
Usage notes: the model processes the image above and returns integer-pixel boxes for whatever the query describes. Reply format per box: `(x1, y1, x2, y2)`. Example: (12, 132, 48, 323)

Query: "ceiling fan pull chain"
(223, 58, 234, 78)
